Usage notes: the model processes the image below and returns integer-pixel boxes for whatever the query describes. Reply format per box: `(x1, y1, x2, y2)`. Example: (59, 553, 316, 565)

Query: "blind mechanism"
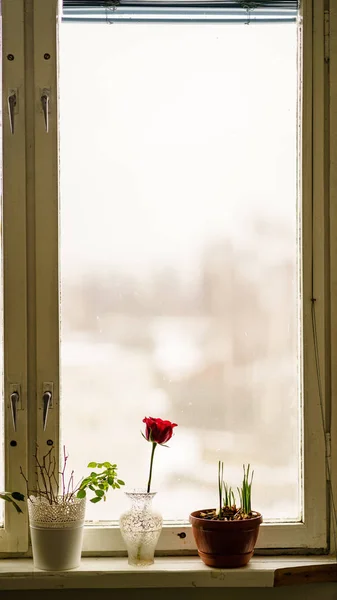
(62, 0, 299, 23)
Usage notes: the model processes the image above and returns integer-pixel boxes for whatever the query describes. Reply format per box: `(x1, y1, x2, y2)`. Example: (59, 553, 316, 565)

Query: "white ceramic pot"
(28, 495, 86, 571)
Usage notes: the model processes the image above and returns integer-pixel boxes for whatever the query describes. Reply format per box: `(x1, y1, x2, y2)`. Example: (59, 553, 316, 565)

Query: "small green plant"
(77, 461, 125, 503)
(21, 447, 125, 506)
(237, 464, 254, 516)
(217, 460, 224, 518)
(203, 461, 254, 521)
(223, 482, 236, 509)
(218, 461, 236, 517)
(0, 491, 25, 513)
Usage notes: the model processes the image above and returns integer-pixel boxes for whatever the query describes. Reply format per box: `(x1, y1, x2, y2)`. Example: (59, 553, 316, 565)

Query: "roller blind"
(62, 0, 299, 23)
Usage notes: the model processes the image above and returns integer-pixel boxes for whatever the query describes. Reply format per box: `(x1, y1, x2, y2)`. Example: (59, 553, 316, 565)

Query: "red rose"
(143, 417, 177, 445)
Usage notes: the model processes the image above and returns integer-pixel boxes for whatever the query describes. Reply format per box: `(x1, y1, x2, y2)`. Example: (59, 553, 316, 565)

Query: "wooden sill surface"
(0, 556, 336, 590)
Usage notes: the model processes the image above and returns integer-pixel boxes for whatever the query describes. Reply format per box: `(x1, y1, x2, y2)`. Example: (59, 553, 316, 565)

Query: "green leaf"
(77, 489, 86, 499)
(90, 496, 101, 503)
(95, 490, 104, 497)
(97, 463, 103, 469)
(117, 480, 125, 486)
(103, 462, 112, 468)
(87, 462, 97, 468)
(108, 477, 113, 485)
(11, 492, 25, 502)
(90, 472, 98, 478)
(0, 494, 23, 513)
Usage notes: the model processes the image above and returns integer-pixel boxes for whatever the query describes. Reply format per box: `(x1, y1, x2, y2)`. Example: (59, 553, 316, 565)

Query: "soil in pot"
(189, 508, 262, 568)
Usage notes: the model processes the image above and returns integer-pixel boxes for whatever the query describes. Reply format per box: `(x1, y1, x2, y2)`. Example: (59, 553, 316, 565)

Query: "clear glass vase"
(119, 491, 163, 566)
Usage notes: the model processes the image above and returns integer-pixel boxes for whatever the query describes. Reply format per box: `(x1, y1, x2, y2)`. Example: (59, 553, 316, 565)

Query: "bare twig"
(66, 470, 74, 497)
(34, 447, 52, 504)
(21, 446, 76, 505)
(20, 466, 29, 499)
(61, 446, 69, 497)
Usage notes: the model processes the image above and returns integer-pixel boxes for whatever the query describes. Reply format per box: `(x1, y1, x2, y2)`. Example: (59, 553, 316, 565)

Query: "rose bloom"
(143, 417, 178, 445)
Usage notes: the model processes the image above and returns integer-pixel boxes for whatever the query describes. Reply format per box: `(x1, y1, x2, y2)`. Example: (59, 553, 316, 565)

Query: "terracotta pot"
(189, 509, 262, 568)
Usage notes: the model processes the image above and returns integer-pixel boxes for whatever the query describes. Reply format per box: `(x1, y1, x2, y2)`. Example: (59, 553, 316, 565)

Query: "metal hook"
(8, 91, 17, 134)
(41, 90, 49, 133)
(10, 391, 19, 432)
(43, 391, 52, 431)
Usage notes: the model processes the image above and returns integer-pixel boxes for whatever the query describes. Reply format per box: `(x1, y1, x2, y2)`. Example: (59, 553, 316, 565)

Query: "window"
(58, 0, 326, 552)
(0, 0, 332, 555)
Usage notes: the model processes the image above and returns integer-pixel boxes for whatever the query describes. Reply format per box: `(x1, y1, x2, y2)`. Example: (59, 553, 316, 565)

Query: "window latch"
(41, 89, 50, 133)
(43, 391, 52, 431)
(8, 90, 17, 135)
(10, 389, 20, 432)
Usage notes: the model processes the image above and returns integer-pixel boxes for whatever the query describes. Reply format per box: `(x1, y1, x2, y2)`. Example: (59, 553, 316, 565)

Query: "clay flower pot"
(189, 509, 262, 568)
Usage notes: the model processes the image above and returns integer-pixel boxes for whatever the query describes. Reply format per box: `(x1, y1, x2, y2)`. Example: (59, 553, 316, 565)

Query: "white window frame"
(26, 0, 331, 554)
(1, 0, 29, 553)
(330, 0, 337, 556)
(33, 0, 60, 457)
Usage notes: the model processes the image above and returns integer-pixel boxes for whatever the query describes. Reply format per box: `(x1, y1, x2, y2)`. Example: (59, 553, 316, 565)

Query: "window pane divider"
(2, 0, 29, 553)
(301, 0, 329, 551)
(33, 0, 60, 462)
(328, 0, 337, 555)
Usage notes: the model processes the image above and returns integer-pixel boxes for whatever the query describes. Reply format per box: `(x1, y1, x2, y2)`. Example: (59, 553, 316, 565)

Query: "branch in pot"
(21, 446, 125, 505)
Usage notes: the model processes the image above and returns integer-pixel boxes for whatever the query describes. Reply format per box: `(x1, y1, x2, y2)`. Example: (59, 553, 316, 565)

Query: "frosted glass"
(60, 22, 300, 522)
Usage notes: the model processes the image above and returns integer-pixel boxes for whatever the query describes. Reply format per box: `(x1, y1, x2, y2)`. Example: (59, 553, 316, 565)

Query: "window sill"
(0, 556, 336, 590)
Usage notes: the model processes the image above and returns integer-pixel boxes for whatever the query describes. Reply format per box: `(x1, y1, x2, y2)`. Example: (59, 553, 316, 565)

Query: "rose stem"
(147, 442, 157, 493)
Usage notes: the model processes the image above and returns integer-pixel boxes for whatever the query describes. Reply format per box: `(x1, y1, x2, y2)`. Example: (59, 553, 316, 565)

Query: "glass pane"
(60, 22, 299, 522)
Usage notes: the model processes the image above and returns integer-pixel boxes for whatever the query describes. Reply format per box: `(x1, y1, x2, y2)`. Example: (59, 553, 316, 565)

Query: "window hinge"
(324, 9, 330, 64)
(325, 431, 331, 481)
